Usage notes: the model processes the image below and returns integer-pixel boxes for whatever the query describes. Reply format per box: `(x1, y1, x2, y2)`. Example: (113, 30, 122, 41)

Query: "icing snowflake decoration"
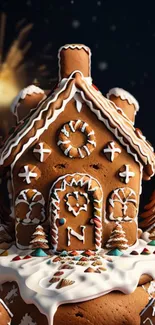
(103, 141, 121, 162)
(119, 164, 135, 184)
(65, 191, 90, 217)
(108, 187, 137, 222)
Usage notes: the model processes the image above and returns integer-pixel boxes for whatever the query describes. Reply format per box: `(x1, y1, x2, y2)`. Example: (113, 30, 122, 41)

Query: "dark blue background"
(0, 0, 155, 205)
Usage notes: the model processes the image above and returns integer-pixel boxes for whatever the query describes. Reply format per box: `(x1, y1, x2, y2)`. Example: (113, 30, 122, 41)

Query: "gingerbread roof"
(0, 70, 155, 179)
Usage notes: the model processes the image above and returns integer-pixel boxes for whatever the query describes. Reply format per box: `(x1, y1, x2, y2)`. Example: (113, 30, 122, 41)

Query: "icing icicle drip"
(0, 240, 155, 325)
(11, 85, 45, 116)
(57, 120, 96, 159)
(58, 44, 92, 81)
(49, 173, 103, 251)
(106, 87, 139, 113)
(0, 71, 155, 178)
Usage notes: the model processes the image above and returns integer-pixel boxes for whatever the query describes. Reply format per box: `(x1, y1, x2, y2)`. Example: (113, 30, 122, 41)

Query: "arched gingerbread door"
(49, 173, 103, 252)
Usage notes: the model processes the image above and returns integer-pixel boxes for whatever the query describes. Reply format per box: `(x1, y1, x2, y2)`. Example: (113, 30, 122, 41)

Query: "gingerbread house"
(0, 44, 155, 251)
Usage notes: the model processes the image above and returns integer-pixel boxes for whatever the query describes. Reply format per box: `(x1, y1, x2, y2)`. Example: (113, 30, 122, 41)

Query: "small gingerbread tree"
(139, 190, 155, 239)
(106, 223, 128, 250)
(30, 225, 49, 249)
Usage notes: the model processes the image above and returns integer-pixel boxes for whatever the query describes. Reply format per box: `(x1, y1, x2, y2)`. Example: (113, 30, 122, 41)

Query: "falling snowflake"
(26, 0, 31, 5)
(72, 20, 80, 29)
(92, 16, 97, 22)
(71, 0, 74, 3)
(98, 61, 108, 71)
(97, 1, 101, 5)
(130, 81, 136, 87)
(110, 25, 116, 31)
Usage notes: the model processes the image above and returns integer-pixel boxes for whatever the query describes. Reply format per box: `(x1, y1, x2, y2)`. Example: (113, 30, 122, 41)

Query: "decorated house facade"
(0, 44, 155, 251)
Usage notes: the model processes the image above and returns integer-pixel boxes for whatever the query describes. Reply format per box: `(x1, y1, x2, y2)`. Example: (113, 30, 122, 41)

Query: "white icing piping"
(58, 44, 91, 81)
(49, 173, 103, 251)
(0, 71, 154, 177)
(79, 88, 154, 176)
(108, 187, 137, 222)
(67, 226, 86, 246)
(0, 298, 13, 318)
(0, 240, 155, 325)
(106, 87, 139, 113)
(33, 143, 51, 163)
(11, 85, 44, 119)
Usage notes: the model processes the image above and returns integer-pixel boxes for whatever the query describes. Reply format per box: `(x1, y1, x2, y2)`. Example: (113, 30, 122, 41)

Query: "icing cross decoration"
(119, 164, 135, 184)
(18, 165, 38, 184)
(103, 141, 121, 162)
(33, 142, 51, 162)
(65, 191, 89, 217)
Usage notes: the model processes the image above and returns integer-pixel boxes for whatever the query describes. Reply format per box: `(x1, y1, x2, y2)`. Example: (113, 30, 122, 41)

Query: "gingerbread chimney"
(58, 44, 91, 81)
(107, 88, 139, 124)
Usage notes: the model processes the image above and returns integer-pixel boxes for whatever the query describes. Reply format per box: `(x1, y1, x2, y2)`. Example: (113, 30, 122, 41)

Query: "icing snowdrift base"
(0, 236, 155, 325)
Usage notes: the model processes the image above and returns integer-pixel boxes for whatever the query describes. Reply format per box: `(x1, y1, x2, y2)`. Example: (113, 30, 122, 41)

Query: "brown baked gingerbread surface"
(0, 281, 150, 325)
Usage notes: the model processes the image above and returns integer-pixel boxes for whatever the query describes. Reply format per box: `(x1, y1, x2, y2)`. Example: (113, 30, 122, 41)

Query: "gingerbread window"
(15, 189, 45, 225)
(108, 187, 137, 222)
(57, 120, 96, 158)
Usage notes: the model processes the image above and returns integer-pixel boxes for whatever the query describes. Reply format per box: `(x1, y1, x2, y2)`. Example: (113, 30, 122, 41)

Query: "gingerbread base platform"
(0, 236, 155, 325)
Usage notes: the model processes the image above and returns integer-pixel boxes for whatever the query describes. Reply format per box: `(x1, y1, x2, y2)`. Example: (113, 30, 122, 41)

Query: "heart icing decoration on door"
(65, 191, 89, 217)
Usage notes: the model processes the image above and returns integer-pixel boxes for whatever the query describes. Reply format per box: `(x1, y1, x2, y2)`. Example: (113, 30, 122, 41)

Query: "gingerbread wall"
(12, 99, 141, 249)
